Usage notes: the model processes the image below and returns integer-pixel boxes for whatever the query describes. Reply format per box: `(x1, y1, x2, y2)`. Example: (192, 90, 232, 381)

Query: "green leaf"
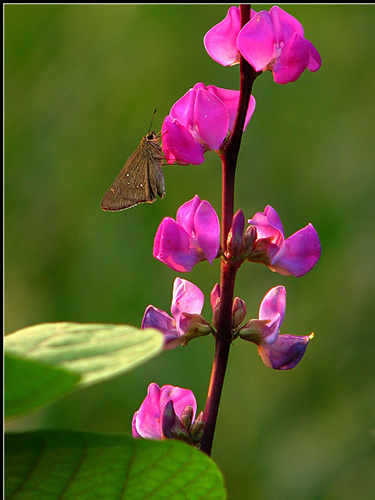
(5, 322, 164, 386)
(4, 353, 81, 419)
(5, 430, 227, 499)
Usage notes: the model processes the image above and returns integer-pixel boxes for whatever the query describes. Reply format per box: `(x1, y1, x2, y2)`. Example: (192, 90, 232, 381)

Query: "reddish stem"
(200, 4, 259, 456)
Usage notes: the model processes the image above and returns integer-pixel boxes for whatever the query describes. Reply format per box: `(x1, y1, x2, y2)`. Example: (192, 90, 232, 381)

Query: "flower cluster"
(204, 5, 321, 84)
(134, 5, 322, 445)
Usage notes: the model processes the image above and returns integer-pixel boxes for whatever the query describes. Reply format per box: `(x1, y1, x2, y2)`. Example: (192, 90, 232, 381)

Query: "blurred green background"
(5, 4, 375, 499)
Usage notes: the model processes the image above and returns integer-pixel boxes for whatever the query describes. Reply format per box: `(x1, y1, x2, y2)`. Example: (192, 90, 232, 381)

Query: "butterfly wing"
(101, 144, 155, 211)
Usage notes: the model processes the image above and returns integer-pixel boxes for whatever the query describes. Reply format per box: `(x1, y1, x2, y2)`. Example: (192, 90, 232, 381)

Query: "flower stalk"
(200, 4, 258, 456)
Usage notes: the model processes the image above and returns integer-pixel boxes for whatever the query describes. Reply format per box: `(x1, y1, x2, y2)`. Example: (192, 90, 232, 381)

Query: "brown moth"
(101, 130, 165, 211)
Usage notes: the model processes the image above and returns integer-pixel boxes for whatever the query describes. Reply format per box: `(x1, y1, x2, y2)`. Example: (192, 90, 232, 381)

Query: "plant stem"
(200, 4, 259, 457)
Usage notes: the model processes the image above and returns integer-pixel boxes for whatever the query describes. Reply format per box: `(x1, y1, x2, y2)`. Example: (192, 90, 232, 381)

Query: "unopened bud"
(161, 401, 189, 441)
(210, 283, 220, 331)
(190, 411, 205, 444)
(180, 405, 194, 431)
(232, 297, 247, 329)
(227, 210, 245, 259)
(179, 313, 212, 346)
(242, 225, 257, 257)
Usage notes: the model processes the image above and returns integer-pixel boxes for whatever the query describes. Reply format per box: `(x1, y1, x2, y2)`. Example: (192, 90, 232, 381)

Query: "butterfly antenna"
(148, 108, 157, 133)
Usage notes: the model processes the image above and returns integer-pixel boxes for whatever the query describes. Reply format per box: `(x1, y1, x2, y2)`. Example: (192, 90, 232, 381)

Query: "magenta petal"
(170, 89, 196, 128)
(272, 223, 321, 277)
(153, 217, 200, 272)
(210, 283, 220, 310)
(203, 6, 241, 66)
(272, 32, 310, 84)
(135, 383, 164, 439)
(171, 278, 204, 334)
(259, 286, 286, 344)
(307, 40, 322, 72)
(238, 11, 275, 72)
(132, 411, 142, 438)
(194, 200, 220, 264)
(161, 117, 205, 165)
(159, 385, 197, 422)
(141, 305, 179, 348)
(258, 334, 311, 370)
(176, 195, 202, 236)
(269, 6, 305, 42)
(195, 88, 229, 150)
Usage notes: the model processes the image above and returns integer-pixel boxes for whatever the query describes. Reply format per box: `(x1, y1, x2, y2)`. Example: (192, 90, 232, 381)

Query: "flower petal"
(203, 6, 242, 66)
(134, 383, 164, 439)
(161, 116, 205, 165)
(271, 223, 321, 277)
(153, 217, 200, 272)
(272, 32, 310, 84)
(194, 200, 220, 264)
(259, 285, 286, 344)
(171, 278, 204, 334)
(141, 305, 179, 348)
(269, 5, 304, 42)
(238, 11, 276, 72)
(195, 88, 229, 150)
(159, 385, 197, 421)
(176, 195, 202, 236)
(258, 333, 311, 369)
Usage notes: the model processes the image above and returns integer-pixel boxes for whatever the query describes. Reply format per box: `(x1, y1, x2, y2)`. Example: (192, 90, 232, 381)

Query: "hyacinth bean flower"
(153, 195, 220, 272)
(132, 383, 197, 440)
(239, 286, 313, 370)
(142, 277, 211, 350)
(204, 5, 321, 84)
(162, 82, 256, 165)
(247, 205, 321, 277)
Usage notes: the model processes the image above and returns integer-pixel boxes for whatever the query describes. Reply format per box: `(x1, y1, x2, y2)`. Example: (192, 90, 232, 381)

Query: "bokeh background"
(5, 4, 375, 499)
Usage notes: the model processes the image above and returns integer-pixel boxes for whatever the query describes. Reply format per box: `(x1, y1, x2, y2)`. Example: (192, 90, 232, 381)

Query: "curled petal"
(259, 286, 286, 344)
(171, 278, 204, 334)
(141, 305, 178, 347)
(307, 40, 322, 72)
(258, 333, 311, 370)
(162, 116, 205, 165)
(272, 33, 310, 84)
(176, 195, 202, 236)
(153, 217, 201, 272)
(204, 6, 242, 66)
(194, 200, 220, 264)
(271, 223, 321, 277)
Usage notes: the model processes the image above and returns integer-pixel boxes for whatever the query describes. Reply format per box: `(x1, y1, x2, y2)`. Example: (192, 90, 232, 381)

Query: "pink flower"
(247, 205, 321, 277)
(239, 286, 313, 370)
(132, 383, 197, 439)
(141, 277, 210, 350)
(162, 82, 255, 165)
(153, 195, 220, 272)
(204, 6, 321, 84)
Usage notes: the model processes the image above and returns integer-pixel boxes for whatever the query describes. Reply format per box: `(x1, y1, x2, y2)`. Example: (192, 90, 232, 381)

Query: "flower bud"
(242, 224, 257, 257)
(161, 401, 190, 441)
(190, 411, 205, 444)
(180, 405, 194, 431)
(210, 283, 221, 331)
(179, 313, 212, 346)
(232, 297, 247, 329)
(227, 209, 245, 259)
